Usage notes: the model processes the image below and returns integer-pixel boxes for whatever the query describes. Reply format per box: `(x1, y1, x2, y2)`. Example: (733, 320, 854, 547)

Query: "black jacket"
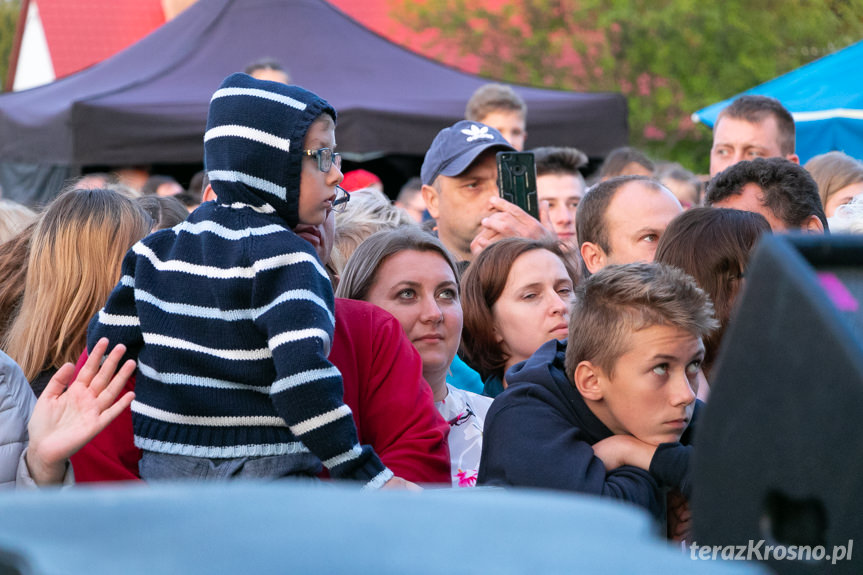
(478, 339, 698, 519)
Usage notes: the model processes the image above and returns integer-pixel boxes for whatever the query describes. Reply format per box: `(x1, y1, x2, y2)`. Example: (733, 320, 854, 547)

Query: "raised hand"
(25, 338, 136, 485)
(470, 195, 557, 256)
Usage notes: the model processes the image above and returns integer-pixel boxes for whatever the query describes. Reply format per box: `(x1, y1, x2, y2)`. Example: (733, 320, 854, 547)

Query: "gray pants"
(139, 451, 323, 481)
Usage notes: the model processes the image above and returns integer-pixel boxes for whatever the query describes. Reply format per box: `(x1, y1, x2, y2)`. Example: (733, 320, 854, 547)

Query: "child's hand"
(25, 338, 136, 485)
(592, 435, 657, 472)
(381, 476, 422, 491)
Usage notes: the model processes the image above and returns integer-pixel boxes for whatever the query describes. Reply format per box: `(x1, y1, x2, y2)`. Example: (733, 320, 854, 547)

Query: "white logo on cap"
(461, 124, 495, 142)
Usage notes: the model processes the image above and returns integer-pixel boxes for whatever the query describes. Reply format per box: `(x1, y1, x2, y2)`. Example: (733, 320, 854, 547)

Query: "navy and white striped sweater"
(89, 202, 389, 487)
(87, 74, 391, 487)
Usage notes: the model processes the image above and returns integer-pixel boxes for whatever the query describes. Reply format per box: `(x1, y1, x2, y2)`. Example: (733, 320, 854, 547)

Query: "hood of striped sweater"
(203, 73, 336, 229)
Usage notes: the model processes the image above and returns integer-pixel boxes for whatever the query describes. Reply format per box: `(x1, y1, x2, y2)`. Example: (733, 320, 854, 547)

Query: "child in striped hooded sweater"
(87, 73, 394, 488)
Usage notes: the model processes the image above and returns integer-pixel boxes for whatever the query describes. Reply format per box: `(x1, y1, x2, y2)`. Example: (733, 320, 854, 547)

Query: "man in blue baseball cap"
(420, 121, 554, 262)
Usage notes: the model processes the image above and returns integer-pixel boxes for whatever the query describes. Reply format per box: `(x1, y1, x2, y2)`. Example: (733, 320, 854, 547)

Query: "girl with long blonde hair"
(2, 188, 151, 394)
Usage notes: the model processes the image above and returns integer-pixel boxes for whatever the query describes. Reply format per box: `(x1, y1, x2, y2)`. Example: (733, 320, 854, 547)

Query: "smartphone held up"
(497, 151, 539, 220)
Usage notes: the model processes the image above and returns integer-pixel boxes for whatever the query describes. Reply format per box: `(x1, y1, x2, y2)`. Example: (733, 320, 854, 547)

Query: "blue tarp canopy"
(693, 40, 863, 164)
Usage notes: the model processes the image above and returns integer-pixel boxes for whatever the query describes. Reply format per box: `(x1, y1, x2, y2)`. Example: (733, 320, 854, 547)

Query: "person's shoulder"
(335, 298, 379, 320)
(505, 339, 568, 392)
(489, 341, 584, 425)
(486, 375, 554, 421)
(335, 299, 403, 337)
(0, 351, 35, 433)
(183, 203, 290, 234)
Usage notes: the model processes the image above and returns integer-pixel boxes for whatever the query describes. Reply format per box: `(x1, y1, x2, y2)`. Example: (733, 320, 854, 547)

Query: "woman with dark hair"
(337, 227, 490, 487)
(461, 238, 579, 397)
(655, 207, 771, 381)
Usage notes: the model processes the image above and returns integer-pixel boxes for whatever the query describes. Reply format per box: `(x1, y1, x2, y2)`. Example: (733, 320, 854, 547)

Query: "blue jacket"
(478, 339, 697, 518)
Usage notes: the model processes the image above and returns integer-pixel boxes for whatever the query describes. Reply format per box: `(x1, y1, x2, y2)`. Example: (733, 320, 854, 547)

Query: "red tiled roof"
(325, 0, 485, 74)
(37, 0, 165, 78)
(33, 0, 582, 83)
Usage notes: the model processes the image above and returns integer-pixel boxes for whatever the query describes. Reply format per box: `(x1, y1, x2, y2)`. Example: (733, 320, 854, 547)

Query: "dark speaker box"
(693, 234, 863, 573)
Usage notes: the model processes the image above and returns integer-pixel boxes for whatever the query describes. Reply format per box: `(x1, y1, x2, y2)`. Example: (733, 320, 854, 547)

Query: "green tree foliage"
(0, 0, 21, 93)
(392, 0, 863, 172)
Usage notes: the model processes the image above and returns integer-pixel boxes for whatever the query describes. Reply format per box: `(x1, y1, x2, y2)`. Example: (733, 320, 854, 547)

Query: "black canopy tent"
(0, 0, 628, 203)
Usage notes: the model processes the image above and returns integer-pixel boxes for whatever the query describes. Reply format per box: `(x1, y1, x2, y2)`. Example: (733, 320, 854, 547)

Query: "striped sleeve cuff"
(363, 467, 395, 491)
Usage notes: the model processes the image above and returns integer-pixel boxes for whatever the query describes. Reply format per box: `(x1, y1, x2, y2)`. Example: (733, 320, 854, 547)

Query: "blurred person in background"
(0, 200, 36, 245)
(465, 83, 528, 151)
(598, 147, 654, 182)
(804, 151, 863, 218)
(654, 162, 702, 209)
(394, 177, 428, 224)
(533, 146, 588, 250)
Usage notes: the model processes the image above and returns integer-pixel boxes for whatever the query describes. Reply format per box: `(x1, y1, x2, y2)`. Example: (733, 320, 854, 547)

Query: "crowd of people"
(1, 65, 861, 548)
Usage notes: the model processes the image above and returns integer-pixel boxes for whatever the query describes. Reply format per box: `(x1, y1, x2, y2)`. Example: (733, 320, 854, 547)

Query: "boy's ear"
(579, 242, 607, 275)
(574, 360, 604, 401)
(421, 184, 441, 220)
(202, 184, 217, 203)
(801, 214, 825, 234)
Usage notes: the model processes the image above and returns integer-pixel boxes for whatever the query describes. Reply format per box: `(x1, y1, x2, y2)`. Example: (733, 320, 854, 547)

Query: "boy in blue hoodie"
(478, 262, 717, 518)
(87, 74, 392, 488)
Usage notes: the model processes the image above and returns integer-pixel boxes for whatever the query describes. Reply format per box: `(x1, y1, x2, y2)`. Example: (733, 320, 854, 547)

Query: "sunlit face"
(364, 250, 463, 385)
(589, 324, 704, 445)
(825, 181, 863, 218)
(424, 150, 499, 261)
(397, 193, 428, 223)
(604, 181, 682, 266)
(298, 116, 343, 226)
(492, 249, 574, 372)
(710, 116, 792, 177)
(537, 173, 584, 249)
(479, 111, 527, 151)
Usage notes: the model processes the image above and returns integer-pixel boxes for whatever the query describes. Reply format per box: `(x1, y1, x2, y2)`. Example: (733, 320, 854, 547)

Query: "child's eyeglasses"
(332, 186, 350, 213)
(302, 147, 342, 173)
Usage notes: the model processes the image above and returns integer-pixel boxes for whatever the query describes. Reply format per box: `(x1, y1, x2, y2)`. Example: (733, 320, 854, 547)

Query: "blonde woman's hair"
(2, 188, 152, 382)
(0, 199, 37, 245)
(805, 151, 863, 210)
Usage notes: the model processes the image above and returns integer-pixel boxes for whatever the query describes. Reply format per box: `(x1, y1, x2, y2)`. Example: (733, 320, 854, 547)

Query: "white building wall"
(12, 0, 56, 91)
